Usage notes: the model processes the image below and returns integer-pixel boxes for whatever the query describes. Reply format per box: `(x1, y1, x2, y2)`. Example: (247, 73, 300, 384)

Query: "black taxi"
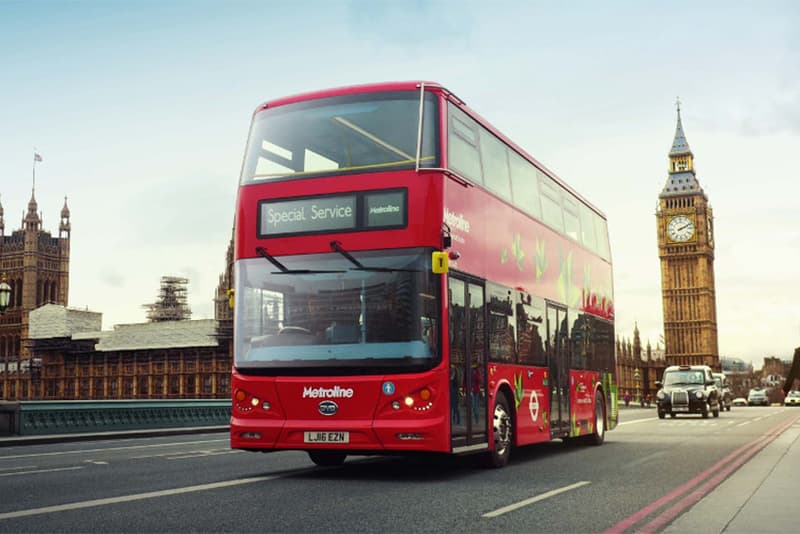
(655, 365, 721, 419)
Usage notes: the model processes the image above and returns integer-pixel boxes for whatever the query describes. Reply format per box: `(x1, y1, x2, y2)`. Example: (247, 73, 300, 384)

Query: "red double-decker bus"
(230, 81, 617, 467)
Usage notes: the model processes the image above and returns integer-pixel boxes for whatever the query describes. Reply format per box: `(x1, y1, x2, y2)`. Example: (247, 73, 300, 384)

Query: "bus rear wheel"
(486, 394, 512, 468)
(308, 450, 347, 467)
(583, 390, 606, 445)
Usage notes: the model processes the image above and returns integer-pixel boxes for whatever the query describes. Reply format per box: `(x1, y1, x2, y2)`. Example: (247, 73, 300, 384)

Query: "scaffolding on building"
(143, 276, 191, 322)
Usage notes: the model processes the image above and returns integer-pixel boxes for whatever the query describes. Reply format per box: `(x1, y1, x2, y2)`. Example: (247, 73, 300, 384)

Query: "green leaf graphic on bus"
(570, 410, 580, 437)
(514, 373, 524, 408)
(511, 233, 525, 271)
(500, 248, 508, 265)
(557, 249, 581, 307)
(535, 239, 547, 281)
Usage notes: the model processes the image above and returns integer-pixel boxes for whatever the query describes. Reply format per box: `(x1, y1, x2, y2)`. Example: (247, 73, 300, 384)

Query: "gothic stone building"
(616, 324, 667, 403)
(0, 192, 70, 399)
(27, 305, 230, 400)
(656, 104, 720, 369)
(1, 187, 236, 401)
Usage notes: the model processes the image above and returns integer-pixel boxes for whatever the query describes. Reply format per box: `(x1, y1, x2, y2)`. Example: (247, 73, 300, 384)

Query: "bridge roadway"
(0, 405, 798, 533)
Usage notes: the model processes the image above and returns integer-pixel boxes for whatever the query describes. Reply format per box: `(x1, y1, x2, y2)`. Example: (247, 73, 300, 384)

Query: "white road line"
(0, 466, 83, 477)
(131, 449, 241, 460)
(618, 418, 656, 426)
(0, 474, 279, 520)
(167, 450, 243, 460)
(625, 450, 667, 469)
(0, 439, 229, 460)
(0, 465, 37, 472)
(736, 420, 751, 427)
(482, 481, 591, 518)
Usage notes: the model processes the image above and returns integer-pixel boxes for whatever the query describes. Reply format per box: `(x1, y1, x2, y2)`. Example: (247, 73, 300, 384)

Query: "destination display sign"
(365, 190, 405, 228)
(258, 189, 406, 237)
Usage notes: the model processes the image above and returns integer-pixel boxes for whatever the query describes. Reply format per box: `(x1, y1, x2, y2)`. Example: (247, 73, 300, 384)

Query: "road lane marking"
(618, 418, 656, 426)
(0, 474, 281, 520)
(482, 481, 591, 518)
(0, 466, 83, 477)
(130, 449, 242, 460)
(0, 465, 37, 472)
(0, 439, 229, 460)
(736, 421, 751, 427)
(625, 451, 667, 469)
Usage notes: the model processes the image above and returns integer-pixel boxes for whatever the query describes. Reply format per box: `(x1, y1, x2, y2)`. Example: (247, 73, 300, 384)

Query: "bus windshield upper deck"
(241, 90, 439, 184)
(235, 247, 440, 374)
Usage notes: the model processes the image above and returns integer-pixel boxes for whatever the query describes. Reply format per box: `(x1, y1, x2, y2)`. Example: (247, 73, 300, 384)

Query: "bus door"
(448, 276, 488, 451)
(546, 303, 571, 437)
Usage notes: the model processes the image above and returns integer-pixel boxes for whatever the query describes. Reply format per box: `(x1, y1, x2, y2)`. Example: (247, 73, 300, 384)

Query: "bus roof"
(253, 80, 607, 220)
(255, 81, 443, 113)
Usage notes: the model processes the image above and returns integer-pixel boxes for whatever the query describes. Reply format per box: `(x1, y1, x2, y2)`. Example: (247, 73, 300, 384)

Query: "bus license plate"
(304, 431, 349, 443)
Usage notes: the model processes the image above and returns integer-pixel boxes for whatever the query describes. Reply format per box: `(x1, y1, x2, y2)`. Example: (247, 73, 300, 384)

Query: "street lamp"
(634, 368, 641, 404)
(0, 274, 11, 315)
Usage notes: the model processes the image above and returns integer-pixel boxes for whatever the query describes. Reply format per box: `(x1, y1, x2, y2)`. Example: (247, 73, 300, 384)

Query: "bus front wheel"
(486, 394, 512, 468)
(308, 450, 347, 467)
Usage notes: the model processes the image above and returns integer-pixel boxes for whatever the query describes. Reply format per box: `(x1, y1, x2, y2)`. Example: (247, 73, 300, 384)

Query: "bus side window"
(516, 295, 546, 366)
(488, 284, 515, 363)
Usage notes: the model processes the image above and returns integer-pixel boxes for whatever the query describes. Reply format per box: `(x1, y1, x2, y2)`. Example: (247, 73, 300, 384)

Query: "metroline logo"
(302, 386, 354, 399)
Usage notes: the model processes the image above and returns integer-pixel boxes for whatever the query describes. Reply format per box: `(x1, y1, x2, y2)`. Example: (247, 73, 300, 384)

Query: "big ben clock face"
(667, 215, 695, 242)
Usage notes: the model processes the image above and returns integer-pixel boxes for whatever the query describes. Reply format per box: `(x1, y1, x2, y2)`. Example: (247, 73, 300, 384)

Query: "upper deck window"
(447, 104, 483, 184)
(241, 91, 439, 184)
(479, 128, 512, 201)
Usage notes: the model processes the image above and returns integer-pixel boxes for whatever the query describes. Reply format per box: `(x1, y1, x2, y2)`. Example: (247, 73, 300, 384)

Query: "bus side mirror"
(432, 251, 449, 274)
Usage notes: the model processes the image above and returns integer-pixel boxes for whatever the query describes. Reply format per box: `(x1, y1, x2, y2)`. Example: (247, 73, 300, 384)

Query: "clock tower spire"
(656, 101, 720, 369)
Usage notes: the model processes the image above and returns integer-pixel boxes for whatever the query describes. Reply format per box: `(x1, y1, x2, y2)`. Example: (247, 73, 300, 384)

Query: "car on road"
(713, 372, 733, 412)
(747, 388, 769, 406)
(784, 390, 800, 406)
(655, 364, 721, 419)
(732, 397, 748, 407)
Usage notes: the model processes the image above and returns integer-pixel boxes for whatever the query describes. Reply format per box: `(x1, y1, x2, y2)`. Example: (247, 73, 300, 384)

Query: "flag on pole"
(34, 152, 42, 162)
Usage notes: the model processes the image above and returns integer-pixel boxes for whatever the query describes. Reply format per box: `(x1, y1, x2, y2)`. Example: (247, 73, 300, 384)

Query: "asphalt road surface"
(0, 406, 796, 533)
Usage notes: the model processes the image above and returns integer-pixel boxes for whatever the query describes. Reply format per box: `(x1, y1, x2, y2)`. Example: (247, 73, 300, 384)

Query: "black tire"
(486, 394, 512, 468)
(713, 404, 720, 417)
(670, 413, 676, 418)
(308, 450, 347, 467)
(702, 402, 710, 419)
(583, 390, 606, 445)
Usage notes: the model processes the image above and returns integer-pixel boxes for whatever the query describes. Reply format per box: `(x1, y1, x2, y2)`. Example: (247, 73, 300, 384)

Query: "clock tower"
(656, 101, 719, 369)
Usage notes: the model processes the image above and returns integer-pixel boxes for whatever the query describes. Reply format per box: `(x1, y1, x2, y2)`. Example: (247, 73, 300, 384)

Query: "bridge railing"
(0, 400, 230, 436)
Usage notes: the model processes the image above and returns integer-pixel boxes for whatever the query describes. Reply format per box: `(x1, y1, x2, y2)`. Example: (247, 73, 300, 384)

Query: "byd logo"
(318, 401, 338, 416)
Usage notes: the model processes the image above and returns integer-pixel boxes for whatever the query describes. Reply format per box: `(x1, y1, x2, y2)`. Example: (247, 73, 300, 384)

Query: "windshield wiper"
(329, 241, 420, 272)
(256, 247, 345, 275)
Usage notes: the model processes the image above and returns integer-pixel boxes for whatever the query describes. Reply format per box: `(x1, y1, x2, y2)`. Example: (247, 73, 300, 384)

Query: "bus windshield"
(241, 90, 439, 183)
(234, 248, 440, 373)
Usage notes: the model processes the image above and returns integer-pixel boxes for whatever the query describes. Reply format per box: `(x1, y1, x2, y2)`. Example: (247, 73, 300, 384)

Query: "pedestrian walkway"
(664, 416, 800, 533)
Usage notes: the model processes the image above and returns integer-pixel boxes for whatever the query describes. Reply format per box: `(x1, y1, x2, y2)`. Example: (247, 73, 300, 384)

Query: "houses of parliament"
(0, 184, 234, 401)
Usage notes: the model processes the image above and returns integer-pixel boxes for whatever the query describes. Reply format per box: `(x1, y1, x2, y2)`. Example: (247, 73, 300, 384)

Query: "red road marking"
(602, 414, 800, 534)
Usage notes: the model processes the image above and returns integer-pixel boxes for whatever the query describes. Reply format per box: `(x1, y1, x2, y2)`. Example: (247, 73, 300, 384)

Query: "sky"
(1, 1, 798, 368)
